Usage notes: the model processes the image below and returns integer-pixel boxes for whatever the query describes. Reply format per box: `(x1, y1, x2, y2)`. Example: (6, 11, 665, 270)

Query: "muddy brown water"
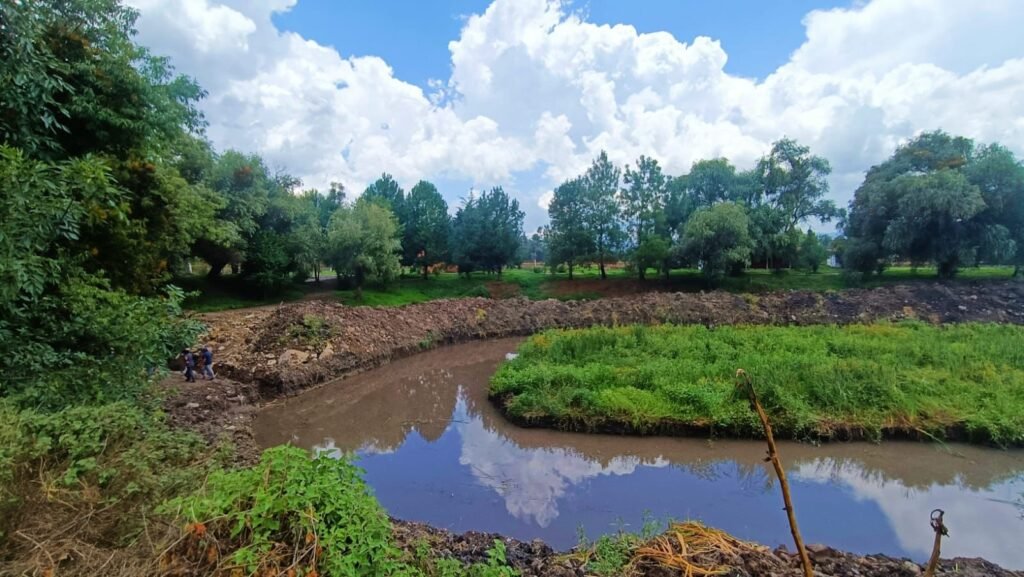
(254, 339, 1024, 569)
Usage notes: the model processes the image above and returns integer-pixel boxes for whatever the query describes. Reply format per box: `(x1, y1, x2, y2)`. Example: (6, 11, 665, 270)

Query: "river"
(253, 339, 1024, 568)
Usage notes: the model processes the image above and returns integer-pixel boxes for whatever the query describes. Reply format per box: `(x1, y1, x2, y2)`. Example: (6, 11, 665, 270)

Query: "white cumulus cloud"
(126, 0, 1024, 227)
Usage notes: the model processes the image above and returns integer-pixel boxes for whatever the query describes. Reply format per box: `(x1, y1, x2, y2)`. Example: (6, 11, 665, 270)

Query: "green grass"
(489, 323, 1024, 445)
(179, 264, 1017, 311)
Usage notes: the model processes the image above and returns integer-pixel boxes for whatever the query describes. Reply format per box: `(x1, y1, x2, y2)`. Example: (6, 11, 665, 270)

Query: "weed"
(287, 314, 333, 357)
(491, 323, 1024, 444)
(161, 445, 415, 576)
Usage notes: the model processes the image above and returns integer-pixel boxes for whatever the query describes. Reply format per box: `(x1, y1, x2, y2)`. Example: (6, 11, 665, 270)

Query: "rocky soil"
(393, 520, 1023, 577)
(162, 280, 1024, 576)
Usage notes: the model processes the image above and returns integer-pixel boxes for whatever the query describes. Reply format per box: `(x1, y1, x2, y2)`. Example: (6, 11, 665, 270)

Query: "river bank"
(162, 282, 1024, 575)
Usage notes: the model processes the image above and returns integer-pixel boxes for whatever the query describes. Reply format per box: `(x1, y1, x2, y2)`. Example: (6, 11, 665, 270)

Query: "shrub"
(161, 446, 414, 576)
(0, 401, 220, 542)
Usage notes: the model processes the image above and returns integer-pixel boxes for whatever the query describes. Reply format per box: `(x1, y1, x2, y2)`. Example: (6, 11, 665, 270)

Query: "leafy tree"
(582, 151, 625, 279)
(844, 131, 1019, 278)
(686, 158, 739, 206)
(622, 155, 667, 279)
(966, 144, 1024, 275)
(326, 199, 402, 296)
(1, 0, 215, 293)
(450, 187, 524, 275)
(681, 202, 754, 285)
(881, 171, 987, 277)
(755, 138, 837, 231)
(0, 147, 201, 409)
(797, 228, 828, 273)
(402, 181, 450, 277)
(546, 178, 594, 279)
(294, 185, 345, 282)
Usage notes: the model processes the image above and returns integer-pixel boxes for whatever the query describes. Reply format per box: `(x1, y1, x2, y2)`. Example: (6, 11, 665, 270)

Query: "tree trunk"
(599, 257, 607, 280)
(568, 262, 574, 280)
(423, 263, 429, 279)
(207, 261, 226, 279)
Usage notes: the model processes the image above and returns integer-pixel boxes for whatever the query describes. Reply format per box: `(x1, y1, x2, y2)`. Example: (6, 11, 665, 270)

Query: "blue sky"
(274, 0, 851, 89)
(130, 0, 1024, 232)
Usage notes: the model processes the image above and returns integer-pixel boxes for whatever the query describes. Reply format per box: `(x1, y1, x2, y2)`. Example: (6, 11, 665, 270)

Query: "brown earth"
(161, 280, 1024, 577)
(394, 520, 1023, 577)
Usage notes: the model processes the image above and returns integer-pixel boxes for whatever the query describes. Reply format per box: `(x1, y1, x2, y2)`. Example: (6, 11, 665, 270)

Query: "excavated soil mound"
(160, 281, 1024, 576)
(205, 281, 1024, 396)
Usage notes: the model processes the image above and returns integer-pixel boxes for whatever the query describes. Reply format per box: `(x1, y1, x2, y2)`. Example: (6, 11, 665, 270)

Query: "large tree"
(966, 144, 1024, 275)
(362, 173, 405, 216)
(685, 158, 739, 207)
(451, 187, 524, 275)
(681, 202, 754, 285)
(402, 181, 450, 277)
(546, 177, 594, 279)
(844, 131, 1019, 278)
(327, 199, 402, 296)
(755, 138, 838, 231)
(1, 0, 215, 293)
(582, 151, 625, 279)
(621, 155, 668, 279)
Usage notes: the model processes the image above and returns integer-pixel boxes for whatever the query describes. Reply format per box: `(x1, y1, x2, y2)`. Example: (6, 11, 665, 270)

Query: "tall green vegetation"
(844, 131, 1024, 278)
(0, 1, 224, 568)
(545, 131, 1022, 284)
(621, 156, 669, 279)
(546, 177, 593, 279)
(491, 324, 1024, 445)
(582, 152, 625, 279)
(403, 180, 451, 277)
(680, 202, 754, 284)
(327, 199, 403, 295)
(451, 187, 525, 275)
(544, 141, 841, 285)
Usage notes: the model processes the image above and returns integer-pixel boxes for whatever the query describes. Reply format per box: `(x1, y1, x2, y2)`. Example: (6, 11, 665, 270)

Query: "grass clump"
(490, 323, 1024, 445)
(160, 446, 520, 577)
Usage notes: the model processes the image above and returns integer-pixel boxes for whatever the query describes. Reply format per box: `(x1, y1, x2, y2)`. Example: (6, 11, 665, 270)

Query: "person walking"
(183, 348, 196, 383)
(201, 345, 215, 380)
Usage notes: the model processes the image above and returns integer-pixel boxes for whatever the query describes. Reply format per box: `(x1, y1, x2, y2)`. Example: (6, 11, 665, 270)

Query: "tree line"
(545, 142, 838, 283)
(545, 133, 1024, 283)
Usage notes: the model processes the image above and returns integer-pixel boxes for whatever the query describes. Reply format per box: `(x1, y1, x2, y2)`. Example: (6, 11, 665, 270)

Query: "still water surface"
(254, 339, 1024, 568)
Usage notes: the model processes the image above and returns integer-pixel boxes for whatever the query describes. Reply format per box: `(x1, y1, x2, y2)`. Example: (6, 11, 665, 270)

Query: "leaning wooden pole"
(923, 509, 948, 577)
(736, 369, 813, 577)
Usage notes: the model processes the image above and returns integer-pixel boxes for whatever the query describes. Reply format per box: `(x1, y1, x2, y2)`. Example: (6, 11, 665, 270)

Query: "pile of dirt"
(159, 281, 1024, 575)
(204, 281, 1023, 398)
(168, 282, 1024, 458)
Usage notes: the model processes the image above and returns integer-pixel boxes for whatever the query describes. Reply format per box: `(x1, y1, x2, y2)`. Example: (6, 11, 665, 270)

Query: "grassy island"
(490, 323, 1024, 445)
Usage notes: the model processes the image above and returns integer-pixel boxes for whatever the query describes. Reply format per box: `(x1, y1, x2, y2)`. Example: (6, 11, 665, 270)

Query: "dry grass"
(632, 522, 748, 577)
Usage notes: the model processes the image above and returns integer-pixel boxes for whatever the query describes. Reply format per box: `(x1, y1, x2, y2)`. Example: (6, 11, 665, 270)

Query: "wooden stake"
(736, 369, 813, 577)
(923, 509, 948, 577)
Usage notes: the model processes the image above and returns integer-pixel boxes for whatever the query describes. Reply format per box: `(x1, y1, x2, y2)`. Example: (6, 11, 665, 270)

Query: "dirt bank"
(165, 281, 1024, 458)
(160, 281, 1024, 576)
(393, 519, 1023, 577)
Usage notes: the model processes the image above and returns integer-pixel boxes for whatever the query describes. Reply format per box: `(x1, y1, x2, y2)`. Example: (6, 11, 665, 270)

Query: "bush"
(0, 401, 220, 542)
(161, 446, 414, 576)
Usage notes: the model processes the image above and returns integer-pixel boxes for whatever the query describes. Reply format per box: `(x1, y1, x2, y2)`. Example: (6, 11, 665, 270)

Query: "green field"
(490, 323, 1024, 445)
(178, 265, 1018, 312)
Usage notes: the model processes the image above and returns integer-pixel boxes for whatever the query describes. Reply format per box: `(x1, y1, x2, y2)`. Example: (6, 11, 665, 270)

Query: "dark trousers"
(185, 365, 196, 382)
